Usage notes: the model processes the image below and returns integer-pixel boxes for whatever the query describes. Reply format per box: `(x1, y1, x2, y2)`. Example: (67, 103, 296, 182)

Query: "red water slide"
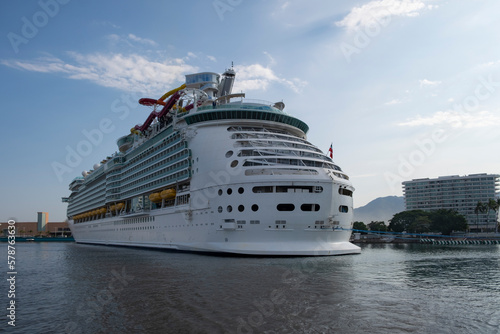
(135, 91, 182, 132)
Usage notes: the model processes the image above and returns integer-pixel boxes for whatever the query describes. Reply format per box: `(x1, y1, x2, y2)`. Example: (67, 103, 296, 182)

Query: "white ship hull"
(69, 165, 360, 255)
(69, 200, 360, 256)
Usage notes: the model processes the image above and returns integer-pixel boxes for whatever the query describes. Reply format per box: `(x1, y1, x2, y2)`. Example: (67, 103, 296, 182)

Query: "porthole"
(227, 205, 233, 213)
(230, 160, 238, 167)
(238, 187, 244, 194)
(226, 151, 233, 158)
(218, 206, 223, 213)
(227, 188, 233, 195)
(218, 189, 223, 196)
(251, 204, 259, 212)
(238, 205, 244, 212)
(277, 204, 295, 211)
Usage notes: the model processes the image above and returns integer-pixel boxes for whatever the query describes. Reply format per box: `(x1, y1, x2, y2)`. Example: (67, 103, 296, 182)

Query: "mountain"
(353, 196, 405, 224)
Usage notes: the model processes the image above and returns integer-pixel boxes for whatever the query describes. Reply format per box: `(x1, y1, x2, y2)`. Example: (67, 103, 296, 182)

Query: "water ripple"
(10, 243, 500, 333)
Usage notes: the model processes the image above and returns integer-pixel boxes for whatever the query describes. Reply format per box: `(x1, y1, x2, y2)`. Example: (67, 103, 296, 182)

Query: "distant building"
(403, 173, 500, 232)
(1, 213, 70, 237)
(37, 212, 48, 232)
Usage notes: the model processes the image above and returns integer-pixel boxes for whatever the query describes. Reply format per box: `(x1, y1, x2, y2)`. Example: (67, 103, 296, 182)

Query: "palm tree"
(497, 199, 500, 234)
(474, 201, 488, 232)
(488, 198, 500, 234)
(474, 202, 480, 231)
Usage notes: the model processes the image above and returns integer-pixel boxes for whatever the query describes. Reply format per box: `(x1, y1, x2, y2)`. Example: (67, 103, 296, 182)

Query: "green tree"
(368, 221, 387, 232)
(388, 210, 429, 233)
(389, 209, 467, 235)
(353, 221, 368, 233)
(429, 209, 468, 235)
(408, 215, 431, 234)
(488, 198, 500, 233)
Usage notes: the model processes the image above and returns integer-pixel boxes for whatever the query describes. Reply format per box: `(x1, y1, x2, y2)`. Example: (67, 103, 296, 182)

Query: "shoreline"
(0, 236, 74, 242)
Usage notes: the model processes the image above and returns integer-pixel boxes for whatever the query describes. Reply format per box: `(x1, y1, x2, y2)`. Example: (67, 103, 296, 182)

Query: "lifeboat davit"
(161, 189, 176, 200)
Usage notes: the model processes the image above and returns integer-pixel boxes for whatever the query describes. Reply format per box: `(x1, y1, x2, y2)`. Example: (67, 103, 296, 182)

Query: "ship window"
(251, 204, 259, 212)
(238, 187, 244, 194)
(218, 206, 223, 213)
(238, 205, 244, 212)
(227, 188, 232, 195)
(276, 186, 312, 193)
(339, 205, 349, 213)
(301, 204, 320, 212)
(218, 189, 223, 196)
(227, 205, 233, 212)
(277, 204, 295, 211)
(338, 188, 353, 197)
(252, 186, 273, 193)
(230, 160, 238, 167)
(226, 151, 233, 158)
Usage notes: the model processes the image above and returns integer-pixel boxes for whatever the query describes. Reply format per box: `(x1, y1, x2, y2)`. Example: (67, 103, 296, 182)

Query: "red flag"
(328, 143, 333, 159)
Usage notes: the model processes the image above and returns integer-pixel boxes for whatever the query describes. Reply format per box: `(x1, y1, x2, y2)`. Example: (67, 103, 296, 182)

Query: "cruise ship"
(62, 67, 360, 256)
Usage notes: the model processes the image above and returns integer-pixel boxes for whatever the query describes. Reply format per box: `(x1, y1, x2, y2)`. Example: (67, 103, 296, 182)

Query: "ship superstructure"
(62, 67, 360, 255)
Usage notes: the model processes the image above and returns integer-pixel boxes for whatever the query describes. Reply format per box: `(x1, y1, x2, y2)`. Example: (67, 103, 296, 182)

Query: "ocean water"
(2, 242, 500, 334)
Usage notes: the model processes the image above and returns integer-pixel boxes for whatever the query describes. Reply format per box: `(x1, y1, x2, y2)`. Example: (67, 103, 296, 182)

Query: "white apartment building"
(403, 174, 500, 232)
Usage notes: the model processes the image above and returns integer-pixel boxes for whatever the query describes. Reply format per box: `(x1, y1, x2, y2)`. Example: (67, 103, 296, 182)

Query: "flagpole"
(328, 143, 333, 160)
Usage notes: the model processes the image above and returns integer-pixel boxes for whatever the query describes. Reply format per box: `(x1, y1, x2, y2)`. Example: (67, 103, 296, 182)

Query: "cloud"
(335, 0, 433, 31)
(398, 110, 500, 128)
(186, 52, 197, 59)
(1, 52, 306, 95)
(104, 33, 158, 48)
(1, 52, 197, 95)
(232, 63, 307, 94)
(127, 34, 158, 46)
(385, 99, 402, 105)
(419, 78, 442, 87)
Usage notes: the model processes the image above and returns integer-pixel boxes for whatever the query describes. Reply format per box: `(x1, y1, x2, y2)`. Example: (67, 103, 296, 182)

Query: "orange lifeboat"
(149, 192, 162, 203)
(160, 189, 176, 200)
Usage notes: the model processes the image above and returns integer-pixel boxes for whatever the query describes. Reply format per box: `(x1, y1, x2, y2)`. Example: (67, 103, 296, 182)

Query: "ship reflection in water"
(19, 243, 500, 333)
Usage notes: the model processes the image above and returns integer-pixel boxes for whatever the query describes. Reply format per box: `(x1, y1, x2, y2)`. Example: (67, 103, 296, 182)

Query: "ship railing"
(196, 99, 286, 114)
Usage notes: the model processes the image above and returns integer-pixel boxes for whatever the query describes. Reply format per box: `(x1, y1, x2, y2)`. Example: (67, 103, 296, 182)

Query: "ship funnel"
(218, 66, 236, 97)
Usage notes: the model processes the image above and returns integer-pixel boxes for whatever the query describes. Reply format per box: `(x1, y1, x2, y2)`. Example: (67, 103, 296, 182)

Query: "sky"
(1, 0, 499, 222)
